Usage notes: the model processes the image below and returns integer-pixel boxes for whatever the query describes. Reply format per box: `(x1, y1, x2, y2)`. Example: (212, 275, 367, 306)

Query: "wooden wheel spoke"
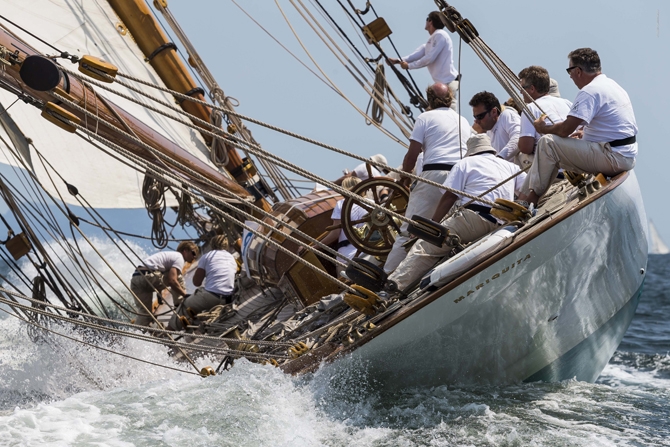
(381, 189, 397, 208)
(362, 227, 375, 244)
(371, 186, 380, 204)
(389, 218, 402, 233)
(350, 215, 372, 225)
(380, 226, 395, 246)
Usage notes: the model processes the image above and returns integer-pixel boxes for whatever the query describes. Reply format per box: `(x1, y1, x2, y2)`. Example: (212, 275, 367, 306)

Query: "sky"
(162, 0, 670, 245)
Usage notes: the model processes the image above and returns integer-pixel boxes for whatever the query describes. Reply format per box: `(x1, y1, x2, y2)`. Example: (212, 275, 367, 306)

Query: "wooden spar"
(0, 27, 252, 201)
(107, 0, 272, 212)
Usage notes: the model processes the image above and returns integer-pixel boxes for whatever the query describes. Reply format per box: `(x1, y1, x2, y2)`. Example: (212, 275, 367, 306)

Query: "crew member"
(384, 83, 471, 273)
(131, 241, 198, 327)
(517, 66, 572, 168)
(168, 235, 237, 331)
(335, 154, 389, 185)
(320, 177, 367, 276)
(388, 134, 526, 290)
(522, 48, 638, 206)
(388, 11, 460, 108)
(469, 91, 520, 163)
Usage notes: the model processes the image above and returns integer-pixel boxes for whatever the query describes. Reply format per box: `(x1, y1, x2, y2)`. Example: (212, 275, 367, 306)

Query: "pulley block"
(200, 366, 216, 377)
(41, 102, 81, 133)
(78, 55, 118, 83)
(345, 257, 387, 292)
(408, 214, 449, 247)
(343, 284, 381, 316)
(362, 17, 392, 44)
(5, 232, 32, 260)
(490, 199, 531, 223)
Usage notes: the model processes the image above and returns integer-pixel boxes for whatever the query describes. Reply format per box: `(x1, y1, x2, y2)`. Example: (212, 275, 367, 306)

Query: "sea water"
(0, 247, 668, 446)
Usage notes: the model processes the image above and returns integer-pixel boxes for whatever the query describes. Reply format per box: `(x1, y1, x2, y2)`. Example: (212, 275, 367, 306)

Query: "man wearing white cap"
(388, 134, 526, 291)
(383, 83, 471, 274)
(335, 153, 389, 185)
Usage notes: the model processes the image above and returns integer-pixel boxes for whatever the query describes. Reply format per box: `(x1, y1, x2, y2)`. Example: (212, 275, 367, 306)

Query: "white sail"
(0, 0, 218, 208)
(648, 220, 669, 254)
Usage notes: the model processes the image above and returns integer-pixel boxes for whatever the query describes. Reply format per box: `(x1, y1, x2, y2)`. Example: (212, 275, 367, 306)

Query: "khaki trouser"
(169, 287, 230, 331)
(130, 270, 185, 327)
(384, 169, 452, 274)
(388, 209, 498, 291)
(524, 134, 635, 197)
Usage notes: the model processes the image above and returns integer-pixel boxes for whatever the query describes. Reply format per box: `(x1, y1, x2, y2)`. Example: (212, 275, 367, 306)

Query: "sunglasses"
(191, 250, 197, 257)
(473, 109, 492, 121)
(566, 66, 580, 74)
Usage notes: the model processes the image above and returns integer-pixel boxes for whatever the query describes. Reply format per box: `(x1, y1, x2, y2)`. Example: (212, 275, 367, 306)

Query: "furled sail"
(0, 0, 221, 208)
(648, 220, 669, 255)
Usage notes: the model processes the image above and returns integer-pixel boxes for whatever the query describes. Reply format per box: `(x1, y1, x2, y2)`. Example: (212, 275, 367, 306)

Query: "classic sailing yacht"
(0, 0, 648, 387)
(648, 220, 669, 255)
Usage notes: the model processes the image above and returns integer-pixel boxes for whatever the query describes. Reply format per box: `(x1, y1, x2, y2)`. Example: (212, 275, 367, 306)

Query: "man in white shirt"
(523, 48, 638, 206)
(169, 235, 238, 331)
(517, 66, 572, 170)
(131, 241, 198, 327)
(389, 11, 459, 108)
(389, 134, 526, 290)
(469, 91, 520, 163)
(383, 83, 471, 273)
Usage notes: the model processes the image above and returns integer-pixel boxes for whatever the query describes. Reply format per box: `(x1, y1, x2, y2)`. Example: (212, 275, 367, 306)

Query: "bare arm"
(192, 268, 205, 288)
(168, 267, 188, 295)
(431, 191, 458, 222)
(400, 140, 423, 187)
(534, 115, 583, 138)
(518, 136, 535, 155)
(320, 219, 341, 246)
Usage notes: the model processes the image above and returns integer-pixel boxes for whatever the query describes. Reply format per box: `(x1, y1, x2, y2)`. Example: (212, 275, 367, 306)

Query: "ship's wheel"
(340, 177, 410, 257)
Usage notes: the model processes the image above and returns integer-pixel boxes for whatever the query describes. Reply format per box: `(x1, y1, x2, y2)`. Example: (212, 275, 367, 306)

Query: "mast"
(106, 0, 273, 212)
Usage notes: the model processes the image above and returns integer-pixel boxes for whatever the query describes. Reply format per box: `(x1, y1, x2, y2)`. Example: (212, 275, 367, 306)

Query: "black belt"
(464, 204, 498, 224)
(337, 240, 351, 249)
(209, 291, 233, 304)
(609, 135, 636, 147)
(132, 269, 157, 277)
(422, 163, 454, 172)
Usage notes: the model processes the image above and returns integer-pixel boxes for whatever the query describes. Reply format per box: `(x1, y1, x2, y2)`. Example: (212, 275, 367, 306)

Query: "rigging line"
(0, 150, 159, 324)
(334, 0, 424, 107)
(290, 0, 413, 133)
(0, 178, 85, 311)
(76, 217, 192, 242)
(308, 0, 414, 131)
(0, 287, 296, 348)
(56, 71, 503, 212)
(0, 307, 202, 376)
(30, 150, 112, 316)
(274, 0, 409, 145)
(365, 2, 424, 98)
(142, 0, 208, 95)
(227, 0, 337, 95)
(0, 299, 292, 361)
(0, 14, 62, 55)
(65, 121, 356, 292)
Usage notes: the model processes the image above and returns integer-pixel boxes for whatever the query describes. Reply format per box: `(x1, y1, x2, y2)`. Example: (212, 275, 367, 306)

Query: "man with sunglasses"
(469, 91, 520, 163)
(130, 240, 198, 327)
(383, 83, 471, 274)
(388, 11, 459, 108)
(523, 48, 638, 206)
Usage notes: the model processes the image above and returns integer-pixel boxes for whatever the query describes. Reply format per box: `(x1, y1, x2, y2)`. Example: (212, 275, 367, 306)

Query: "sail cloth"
(648, 220, 669, 255)
(0, 0, 219, 208)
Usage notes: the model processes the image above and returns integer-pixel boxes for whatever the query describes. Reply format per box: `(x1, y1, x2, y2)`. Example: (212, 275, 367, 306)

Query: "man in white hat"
(388, 134, 526, 291)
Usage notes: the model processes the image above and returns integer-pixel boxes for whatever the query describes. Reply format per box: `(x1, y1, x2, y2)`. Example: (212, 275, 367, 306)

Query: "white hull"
(328, 172, 648, 387)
